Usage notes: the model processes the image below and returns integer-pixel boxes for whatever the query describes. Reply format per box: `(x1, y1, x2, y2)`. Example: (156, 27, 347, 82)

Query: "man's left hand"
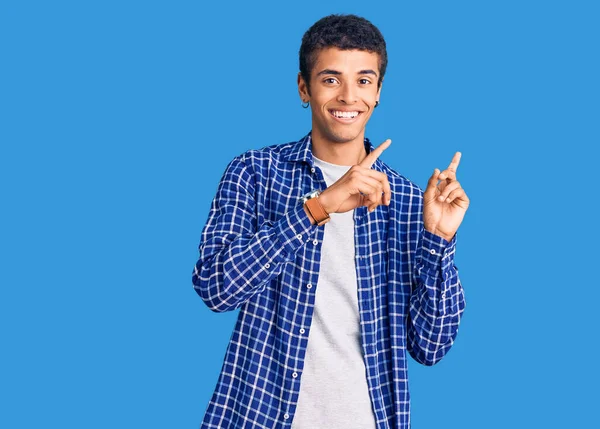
(423, 152, 470, 242)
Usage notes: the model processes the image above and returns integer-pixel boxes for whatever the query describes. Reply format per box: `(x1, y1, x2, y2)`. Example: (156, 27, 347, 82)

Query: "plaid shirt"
(193, 132, 465, 429)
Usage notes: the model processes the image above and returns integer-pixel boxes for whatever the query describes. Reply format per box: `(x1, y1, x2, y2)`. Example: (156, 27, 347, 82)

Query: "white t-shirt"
(291, 156, 377, 429)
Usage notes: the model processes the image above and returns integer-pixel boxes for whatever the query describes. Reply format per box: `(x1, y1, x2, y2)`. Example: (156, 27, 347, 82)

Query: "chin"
(326, 129, 363, 144)
(330, 135, 358, 144)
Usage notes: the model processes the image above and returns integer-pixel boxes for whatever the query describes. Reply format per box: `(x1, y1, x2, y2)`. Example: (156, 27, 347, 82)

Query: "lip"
(328, 109, 363, 124)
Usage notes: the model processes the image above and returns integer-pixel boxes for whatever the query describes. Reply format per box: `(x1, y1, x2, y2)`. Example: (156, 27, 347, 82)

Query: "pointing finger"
(438, 168, 456, 182)
(359, 139, 391, 169)
(447, 152, 462, 172)
(439, 152, 462, 181)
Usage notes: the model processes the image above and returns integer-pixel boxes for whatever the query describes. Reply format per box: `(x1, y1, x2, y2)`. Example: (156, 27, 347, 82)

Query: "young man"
(193, 14, 469, 429)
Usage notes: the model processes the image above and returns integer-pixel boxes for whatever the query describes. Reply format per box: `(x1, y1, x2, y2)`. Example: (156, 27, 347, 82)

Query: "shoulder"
(216, 139, 303, 192)
(224, 136, 308, 178)
(237, 140, 298, 165)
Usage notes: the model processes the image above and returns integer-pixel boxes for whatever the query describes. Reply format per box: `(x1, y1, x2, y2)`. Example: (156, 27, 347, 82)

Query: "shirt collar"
(282, 131, 378, 168)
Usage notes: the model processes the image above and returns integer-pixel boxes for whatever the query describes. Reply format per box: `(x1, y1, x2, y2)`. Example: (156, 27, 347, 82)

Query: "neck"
(310, 129, 367, 166)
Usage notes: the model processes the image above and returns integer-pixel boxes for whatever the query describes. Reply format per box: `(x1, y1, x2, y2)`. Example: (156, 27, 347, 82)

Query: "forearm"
(407, 229, 466, 365)
(193, 204, 315, 312)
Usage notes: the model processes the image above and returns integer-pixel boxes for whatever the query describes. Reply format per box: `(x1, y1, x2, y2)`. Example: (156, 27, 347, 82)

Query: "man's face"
(298, 47, 382, 146)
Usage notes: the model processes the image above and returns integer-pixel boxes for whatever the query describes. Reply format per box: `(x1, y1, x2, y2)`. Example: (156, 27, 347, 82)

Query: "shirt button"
(299, 328, 305, 334)
(441, 293, 446, 299)
(292, 372, 298, 378)
(265, 263, 271, 268)
(296, 234, 302, 240)
(307, 284, 312, 289)
(312, 239, 318, 245)
(310, 168, 316, 173)
(430, 249, 436, 255)
(284, 413, 290, 420)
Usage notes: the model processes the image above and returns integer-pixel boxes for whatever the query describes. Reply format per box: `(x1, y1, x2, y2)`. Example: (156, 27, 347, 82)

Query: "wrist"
(425, 227, 454, 243)
(301, 191, 330, 226)
(317, 191, 332, 214)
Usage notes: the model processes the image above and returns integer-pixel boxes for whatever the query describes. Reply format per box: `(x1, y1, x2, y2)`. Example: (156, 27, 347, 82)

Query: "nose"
(336, 83, 357, 104)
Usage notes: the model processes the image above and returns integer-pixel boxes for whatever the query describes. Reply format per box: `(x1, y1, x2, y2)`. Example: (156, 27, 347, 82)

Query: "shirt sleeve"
(407, 228, 466, 366)
(192, 156, 317, 312)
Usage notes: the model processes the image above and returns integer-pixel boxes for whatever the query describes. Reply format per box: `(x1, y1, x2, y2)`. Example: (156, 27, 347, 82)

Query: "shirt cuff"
(420, 229, 457, 273)
(273, 203, 317, 260)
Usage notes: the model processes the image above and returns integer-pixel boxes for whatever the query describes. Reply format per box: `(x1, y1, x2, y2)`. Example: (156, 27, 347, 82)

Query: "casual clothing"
(291, 156, 376, 429)
(192, 132, 466, 429)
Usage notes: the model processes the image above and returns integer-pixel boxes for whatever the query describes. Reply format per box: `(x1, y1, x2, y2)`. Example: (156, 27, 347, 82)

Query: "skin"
(298, 47, 381, 166)
(299, 47, 469, 242)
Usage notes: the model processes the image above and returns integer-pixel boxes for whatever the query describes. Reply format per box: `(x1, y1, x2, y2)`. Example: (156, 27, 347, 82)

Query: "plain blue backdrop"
(1, 1, 598, 428)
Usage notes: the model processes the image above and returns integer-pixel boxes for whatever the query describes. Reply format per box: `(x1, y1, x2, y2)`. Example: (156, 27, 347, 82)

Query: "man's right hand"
(319, 139, 392, 214)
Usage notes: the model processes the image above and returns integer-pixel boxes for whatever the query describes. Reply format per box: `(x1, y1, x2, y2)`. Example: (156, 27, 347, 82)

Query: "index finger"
(359, 139, 391, 168)
(447, 151, 462, 172)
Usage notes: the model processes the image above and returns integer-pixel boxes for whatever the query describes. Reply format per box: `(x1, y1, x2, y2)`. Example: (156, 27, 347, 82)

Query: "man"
(193, 14, 468, 429)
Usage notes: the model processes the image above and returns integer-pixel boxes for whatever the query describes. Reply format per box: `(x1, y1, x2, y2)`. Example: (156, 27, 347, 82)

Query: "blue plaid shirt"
(193, 132, 465, 429)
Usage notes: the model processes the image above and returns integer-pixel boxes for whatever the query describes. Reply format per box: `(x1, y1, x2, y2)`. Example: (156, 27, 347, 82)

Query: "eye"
(359, 78, 372, 85)
(323, 77, 338, 85)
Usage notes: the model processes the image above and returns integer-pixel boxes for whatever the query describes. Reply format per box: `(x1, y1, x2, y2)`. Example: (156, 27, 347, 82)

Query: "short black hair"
(299, 14, 387, 94)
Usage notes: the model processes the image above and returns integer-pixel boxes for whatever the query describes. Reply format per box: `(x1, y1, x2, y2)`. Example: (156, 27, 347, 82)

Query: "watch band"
(304, 196, 330, 226)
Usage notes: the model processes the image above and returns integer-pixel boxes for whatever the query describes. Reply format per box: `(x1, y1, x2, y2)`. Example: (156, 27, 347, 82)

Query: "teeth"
(332, 111, 359, 119)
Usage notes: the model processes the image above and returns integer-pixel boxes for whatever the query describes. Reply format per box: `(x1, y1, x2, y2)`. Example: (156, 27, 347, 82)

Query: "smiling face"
(298, 47, 382, 149)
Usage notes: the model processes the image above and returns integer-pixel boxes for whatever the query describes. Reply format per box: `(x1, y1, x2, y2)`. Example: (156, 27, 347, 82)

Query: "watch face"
(301, 190, 320, 203)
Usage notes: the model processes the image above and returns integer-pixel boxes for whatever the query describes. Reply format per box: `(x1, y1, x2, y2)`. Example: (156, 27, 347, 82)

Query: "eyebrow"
(316, 69, 379, 77)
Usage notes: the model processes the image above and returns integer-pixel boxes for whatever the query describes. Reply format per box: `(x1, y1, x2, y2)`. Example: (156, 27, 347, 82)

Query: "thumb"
(423, 168, 440, 200)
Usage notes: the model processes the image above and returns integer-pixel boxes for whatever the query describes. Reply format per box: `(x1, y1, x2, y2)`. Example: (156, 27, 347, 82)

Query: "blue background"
(1, 1, 598, 427)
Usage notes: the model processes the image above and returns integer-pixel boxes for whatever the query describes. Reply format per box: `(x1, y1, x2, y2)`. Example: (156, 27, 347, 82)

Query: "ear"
(376, 77, 383, 101)
(297, 72, 310, 102)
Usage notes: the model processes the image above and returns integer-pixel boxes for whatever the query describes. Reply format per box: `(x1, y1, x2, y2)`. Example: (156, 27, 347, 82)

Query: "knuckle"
(350, 175, 361, 185)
